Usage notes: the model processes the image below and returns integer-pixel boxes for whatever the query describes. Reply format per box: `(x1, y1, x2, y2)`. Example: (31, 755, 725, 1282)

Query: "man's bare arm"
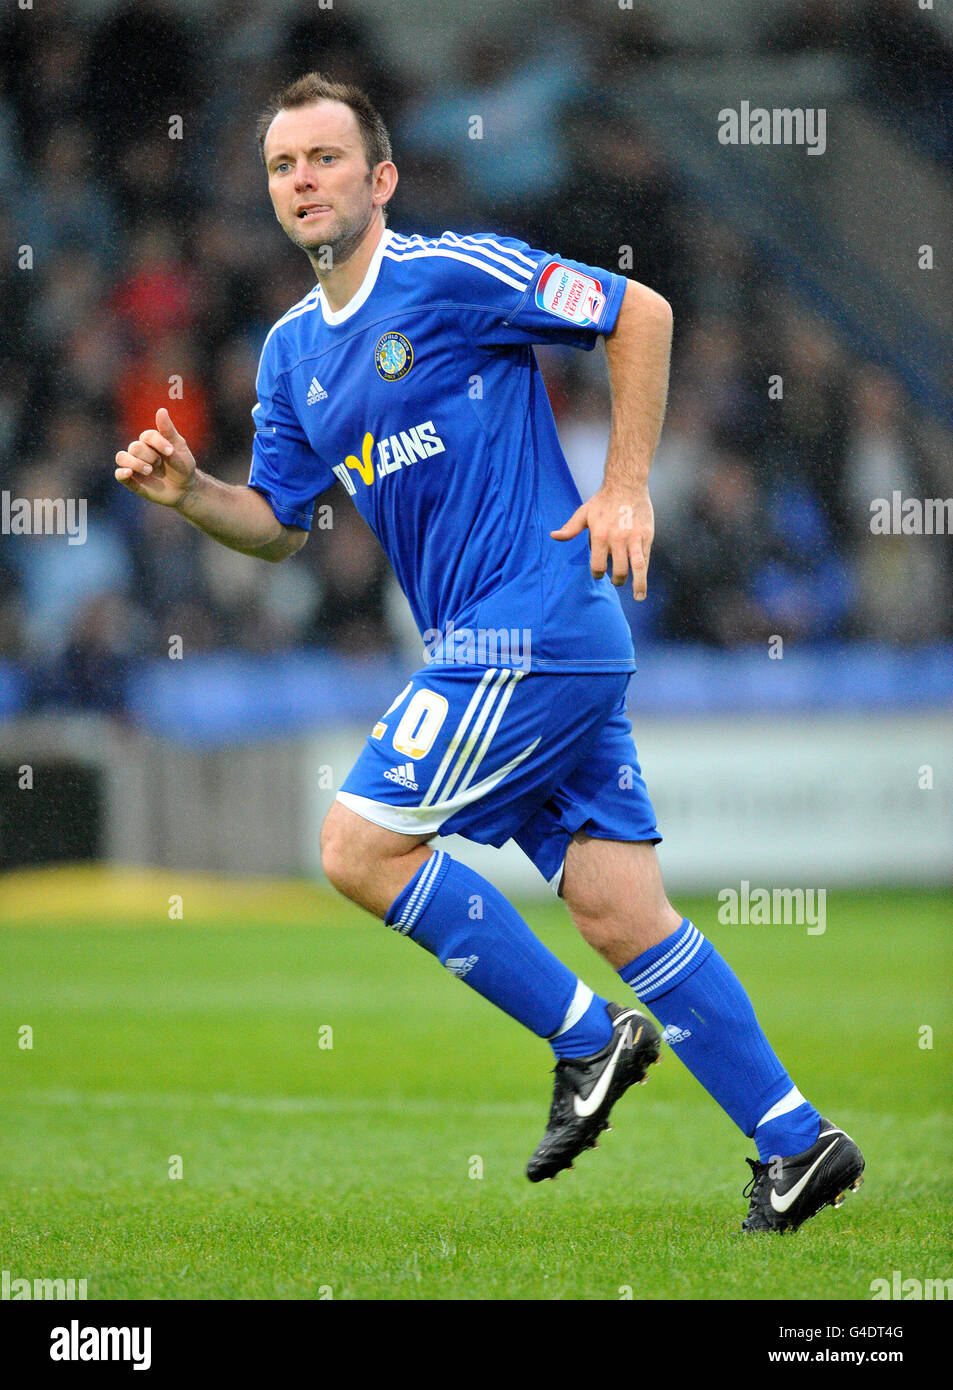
(603, 279, 673, 493)
(177, 472, 307, 562)
(115, 407, 307, 562)
(550, 280, 673, 599)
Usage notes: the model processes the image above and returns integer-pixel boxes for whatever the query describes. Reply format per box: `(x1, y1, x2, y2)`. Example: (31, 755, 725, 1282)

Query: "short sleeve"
(496, 247, 628, 350)
(247, 332, 336, 531)
(426, 233, 627, 352)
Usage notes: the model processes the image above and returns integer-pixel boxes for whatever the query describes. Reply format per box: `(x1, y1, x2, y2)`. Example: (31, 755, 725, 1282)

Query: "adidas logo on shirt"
(384, 761, 418, 790)
(661, 1024, 692, 1045)
(306, 377, 328, 404)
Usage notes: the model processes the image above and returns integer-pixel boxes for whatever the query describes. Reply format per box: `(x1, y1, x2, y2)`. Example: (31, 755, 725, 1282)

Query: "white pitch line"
(17, 1088, 542, 1119)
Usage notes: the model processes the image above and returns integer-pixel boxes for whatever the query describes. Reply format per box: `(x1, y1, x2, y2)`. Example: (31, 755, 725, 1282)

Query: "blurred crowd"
(0, 0, 950, 715)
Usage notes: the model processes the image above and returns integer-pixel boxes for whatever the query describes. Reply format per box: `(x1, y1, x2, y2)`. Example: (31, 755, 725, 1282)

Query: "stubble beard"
(296, 196, 375, 275)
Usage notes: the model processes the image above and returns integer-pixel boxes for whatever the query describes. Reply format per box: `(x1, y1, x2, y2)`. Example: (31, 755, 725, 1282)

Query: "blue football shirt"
(248, 228, 635, 672)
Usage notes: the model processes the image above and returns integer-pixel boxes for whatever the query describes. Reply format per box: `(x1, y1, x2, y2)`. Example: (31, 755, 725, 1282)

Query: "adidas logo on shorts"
(384, 761, 419, 790)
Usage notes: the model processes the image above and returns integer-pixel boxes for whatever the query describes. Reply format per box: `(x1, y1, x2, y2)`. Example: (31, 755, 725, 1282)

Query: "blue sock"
(386, 850, 613, 1058)
(550, 984, 616, 1059)
(752, 1088, 822, 1161)
(619, 919, 820, 1158)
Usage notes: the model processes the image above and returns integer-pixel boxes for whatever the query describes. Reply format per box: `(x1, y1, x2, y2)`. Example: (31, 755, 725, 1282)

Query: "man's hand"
(551, 486, 654, 600)
(114, 407, 197, 509)
(114, 405, 306, 562)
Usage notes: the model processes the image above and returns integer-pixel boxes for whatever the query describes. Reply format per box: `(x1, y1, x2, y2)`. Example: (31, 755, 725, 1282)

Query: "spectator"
(115, 335, 212, 461)
(663, 451, 774, 646)
(7, 465, 134, 658)
(28, 593, 141, 716)
(111, 227, 200, 344)
(82, 0, 199, 173)
(0, 0, 944, 705)
(398, 30, 583, 234)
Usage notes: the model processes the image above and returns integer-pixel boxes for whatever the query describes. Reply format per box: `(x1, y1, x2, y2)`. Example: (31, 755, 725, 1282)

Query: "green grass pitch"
(0, 868, 950, 1300)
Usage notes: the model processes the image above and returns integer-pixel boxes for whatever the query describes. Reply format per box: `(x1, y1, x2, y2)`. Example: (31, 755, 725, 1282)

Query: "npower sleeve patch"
(535, 262, 606, 327)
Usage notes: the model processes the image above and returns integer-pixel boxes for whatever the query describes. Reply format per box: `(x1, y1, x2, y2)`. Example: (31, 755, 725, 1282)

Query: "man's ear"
(372, 160, 398, 210)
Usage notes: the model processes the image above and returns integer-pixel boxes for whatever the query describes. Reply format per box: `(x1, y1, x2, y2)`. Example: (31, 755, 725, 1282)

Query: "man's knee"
(320, 803, 366, 899)
(561, 835, 681, 946)
(320, 801, 432, 914)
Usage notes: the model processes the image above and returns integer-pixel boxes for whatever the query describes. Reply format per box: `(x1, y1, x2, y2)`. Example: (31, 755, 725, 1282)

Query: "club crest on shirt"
(375, 331, 414, 380)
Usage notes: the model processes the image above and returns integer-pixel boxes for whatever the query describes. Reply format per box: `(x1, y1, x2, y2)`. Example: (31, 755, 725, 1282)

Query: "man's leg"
(559, 832, 822, 1161)
(320, 800, 432, 918)
(322, 800, 661, 1180)
(557, 832, 682, 965)
(320, 800, 615, 1058)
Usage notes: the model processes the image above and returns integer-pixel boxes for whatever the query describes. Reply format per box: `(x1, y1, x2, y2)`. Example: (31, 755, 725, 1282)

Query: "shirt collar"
(319, 227, 392, 326)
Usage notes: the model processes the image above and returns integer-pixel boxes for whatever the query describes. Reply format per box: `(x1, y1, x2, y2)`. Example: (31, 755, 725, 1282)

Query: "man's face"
(264, 101, 380, 263)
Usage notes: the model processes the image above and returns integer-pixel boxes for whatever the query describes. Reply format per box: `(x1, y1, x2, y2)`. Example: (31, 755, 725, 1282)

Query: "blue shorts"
(337, 666, 661, 892)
